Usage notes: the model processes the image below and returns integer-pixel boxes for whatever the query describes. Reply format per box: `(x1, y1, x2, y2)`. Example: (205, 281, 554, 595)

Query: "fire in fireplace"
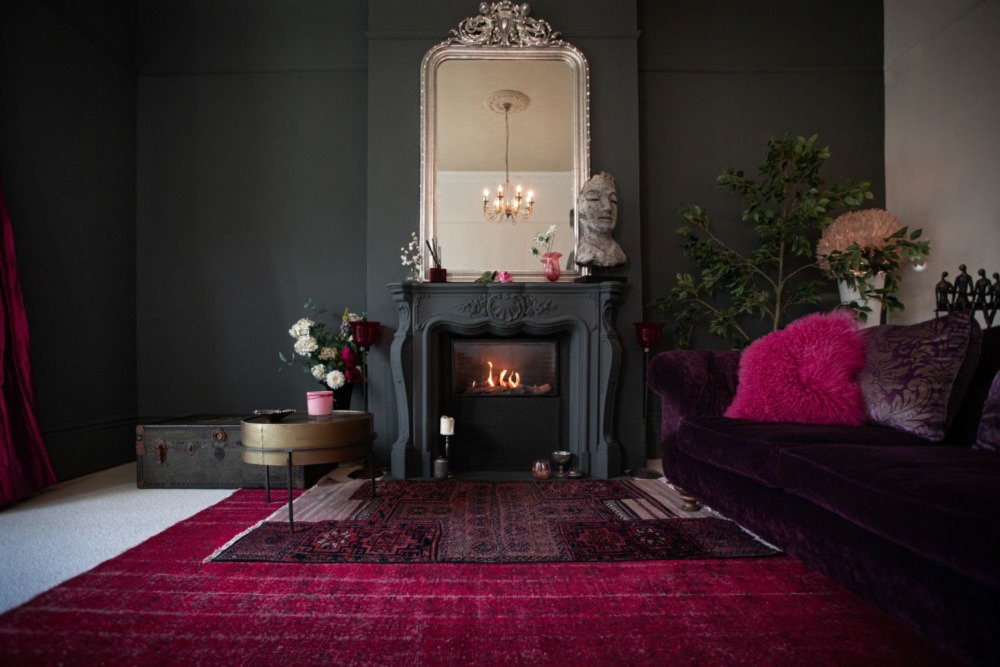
(452, 339, 558, 397)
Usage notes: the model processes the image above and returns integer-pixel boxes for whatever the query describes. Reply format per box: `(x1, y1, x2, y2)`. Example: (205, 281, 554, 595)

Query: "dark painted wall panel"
(0, 0, 137, 479)
(136, 70, 368, 415)
(138, 0, 368, 72)
(638, 2, 885, 353)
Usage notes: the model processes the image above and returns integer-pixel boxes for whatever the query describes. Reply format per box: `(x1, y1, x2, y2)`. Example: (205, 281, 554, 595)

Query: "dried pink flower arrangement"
(816, 208, 903, 271)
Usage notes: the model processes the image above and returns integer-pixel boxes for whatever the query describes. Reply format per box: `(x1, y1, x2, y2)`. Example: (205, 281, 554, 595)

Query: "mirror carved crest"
(421, 2, 590, 282)
(446, 2, 565, 48)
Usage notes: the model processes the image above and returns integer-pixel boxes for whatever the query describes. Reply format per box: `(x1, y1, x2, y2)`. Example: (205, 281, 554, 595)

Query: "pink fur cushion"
(725, 310, 867, 425)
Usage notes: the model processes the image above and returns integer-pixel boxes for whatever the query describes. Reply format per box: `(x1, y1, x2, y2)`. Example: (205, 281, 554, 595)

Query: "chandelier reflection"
(482, 90, 534, 223)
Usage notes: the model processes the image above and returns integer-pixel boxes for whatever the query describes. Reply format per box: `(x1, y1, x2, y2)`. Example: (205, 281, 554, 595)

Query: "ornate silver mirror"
(421, 2, 590, 281)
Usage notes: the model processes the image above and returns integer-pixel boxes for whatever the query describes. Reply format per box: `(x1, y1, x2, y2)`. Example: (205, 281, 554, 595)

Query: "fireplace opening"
(452, 339, 558, 397)
(442, 335, 567, 472)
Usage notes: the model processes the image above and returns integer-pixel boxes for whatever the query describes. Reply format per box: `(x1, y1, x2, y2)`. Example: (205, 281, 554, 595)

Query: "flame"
(480, 360, 520, 390)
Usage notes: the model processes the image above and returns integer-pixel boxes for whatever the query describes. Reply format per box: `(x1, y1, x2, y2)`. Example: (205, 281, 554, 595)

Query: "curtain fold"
(1, 174, 57, 507)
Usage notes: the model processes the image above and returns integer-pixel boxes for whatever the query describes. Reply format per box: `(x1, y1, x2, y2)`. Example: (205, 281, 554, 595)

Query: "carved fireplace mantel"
(387, 281, 624, 479)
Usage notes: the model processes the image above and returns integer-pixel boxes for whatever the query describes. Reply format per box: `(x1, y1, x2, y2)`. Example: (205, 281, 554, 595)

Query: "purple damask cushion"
(974, 370, 1000, 452)
(859, 312, 982, 441)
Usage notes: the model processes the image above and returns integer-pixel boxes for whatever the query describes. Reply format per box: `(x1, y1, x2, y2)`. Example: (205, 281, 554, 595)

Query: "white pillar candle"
(440, 416, 455, 435)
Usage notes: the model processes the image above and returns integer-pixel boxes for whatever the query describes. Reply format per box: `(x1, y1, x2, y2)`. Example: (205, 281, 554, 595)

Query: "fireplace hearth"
(388, 282, 624, 479)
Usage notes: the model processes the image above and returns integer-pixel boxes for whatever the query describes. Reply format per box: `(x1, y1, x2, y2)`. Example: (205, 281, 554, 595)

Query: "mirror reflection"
(435, 59, 576, 273)
(420, 3, 589, 281)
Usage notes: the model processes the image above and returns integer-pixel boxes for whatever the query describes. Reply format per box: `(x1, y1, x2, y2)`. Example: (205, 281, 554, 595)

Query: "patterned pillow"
(725, 310, 867, 425)
(974, 369, 1000, 452)
(859, 312, 982, 441)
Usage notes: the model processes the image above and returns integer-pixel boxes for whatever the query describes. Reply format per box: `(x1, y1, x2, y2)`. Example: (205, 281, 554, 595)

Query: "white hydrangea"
(289, 318, 314, 338)
(325, 370, 346, 389)
(317, 346, 337, 361)
(293, 336, 318, 356)
(310, 364, 327, 380)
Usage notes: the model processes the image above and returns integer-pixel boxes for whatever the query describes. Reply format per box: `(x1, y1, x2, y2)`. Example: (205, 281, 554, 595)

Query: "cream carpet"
(0, 464, 232, 614)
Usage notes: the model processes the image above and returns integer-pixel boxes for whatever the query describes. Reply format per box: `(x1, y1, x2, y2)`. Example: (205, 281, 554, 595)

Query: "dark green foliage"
(651, 134, 873, 348)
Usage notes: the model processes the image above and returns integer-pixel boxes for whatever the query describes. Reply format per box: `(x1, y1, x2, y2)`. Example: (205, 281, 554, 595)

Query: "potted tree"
(652, 134, 874, 348)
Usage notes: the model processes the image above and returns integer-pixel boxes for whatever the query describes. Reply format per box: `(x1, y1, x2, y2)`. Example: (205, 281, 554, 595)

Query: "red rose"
(341, 346, 356, 366)
(346, 366, 363, 383)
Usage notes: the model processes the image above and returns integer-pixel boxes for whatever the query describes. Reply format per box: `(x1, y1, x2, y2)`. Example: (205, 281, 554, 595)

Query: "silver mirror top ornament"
(446, 2, 566, 47)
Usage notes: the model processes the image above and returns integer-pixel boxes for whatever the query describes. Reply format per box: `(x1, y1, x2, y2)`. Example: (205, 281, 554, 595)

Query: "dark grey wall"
(1, 0, 137, 480)
(638, 0, 885, 347)
(136, 1, 369, 416)
(3, 0, 886, 479)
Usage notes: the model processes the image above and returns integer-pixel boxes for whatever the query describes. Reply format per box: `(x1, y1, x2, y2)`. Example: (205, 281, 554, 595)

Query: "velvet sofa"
(648, 321, 1000, 666)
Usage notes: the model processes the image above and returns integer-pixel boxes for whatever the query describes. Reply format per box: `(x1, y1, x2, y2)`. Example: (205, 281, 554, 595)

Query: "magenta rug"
(211, 479, 776, 563)
(0, 489, 954, 665)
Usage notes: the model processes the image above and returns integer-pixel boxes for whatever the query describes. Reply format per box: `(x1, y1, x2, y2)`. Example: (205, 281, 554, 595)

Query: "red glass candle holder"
(351, 320, 382, 348)
(633, 322, 665, 350)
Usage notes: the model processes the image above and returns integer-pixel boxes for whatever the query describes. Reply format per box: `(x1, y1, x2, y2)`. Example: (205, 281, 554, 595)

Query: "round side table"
(240, 411, 376, 531)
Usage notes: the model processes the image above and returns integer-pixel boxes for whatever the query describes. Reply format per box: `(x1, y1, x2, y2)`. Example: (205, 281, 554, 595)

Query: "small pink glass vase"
(541, 252, 562, 282)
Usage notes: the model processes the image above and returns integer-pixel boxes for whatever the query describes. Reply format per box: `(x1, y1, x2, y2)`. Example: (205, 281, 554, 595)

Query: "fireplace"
(444, 336, 565, 471)
(388, 282, 625, 479)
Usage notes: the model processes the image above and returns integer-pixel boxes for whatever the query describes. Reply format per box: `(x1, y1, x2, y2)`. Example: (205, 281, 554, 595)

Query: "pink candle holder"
(306, 390, 334, 416)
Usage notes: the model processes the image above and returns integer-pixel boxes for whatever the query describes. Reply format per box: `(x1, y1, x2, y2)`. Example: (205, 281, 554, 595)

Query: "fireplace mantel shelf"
(387, 281, 625, 479)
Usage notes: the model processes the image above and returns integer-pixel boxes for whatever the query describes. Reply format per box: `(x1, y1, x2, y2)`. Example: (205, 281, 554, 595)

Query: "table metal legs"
(264, 464, 271, 503)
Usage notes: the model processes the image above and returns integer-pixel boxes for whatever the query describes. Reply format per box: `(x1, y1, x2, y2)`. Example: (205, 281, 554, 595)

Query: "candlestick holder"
(350, 320, 382, 413)
(633, 322, 667, 425)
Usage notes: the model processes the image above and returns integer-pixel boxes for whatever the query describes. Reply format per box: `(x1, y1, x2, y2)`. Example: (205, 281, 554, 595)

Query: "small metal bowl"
(252, 409, 295, 423)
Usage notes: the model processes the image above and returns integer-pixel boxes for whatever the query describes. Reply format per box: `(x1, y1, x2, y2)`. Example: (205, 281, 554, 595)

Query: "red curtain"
(1, 175, 57, 507)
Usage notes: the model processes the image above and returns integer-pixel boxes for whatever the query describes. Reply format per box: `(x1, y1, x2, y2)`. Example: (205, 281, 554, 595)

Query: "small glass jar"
(532, 459, 551, 480)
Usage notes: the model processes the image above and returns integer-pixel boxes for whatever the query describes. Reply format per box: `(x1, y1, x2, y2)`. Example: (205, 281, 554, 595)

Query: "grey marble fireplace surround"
(388, 282, 625, 480)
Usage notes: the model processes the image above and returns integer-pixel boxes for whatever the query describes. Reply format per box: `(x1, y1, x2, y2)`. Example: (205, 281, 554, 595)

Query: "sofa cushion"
(778, 444, 1000, 588)
(975, 369, 1000, 452)
(859, 312, 982, 441)
(951, 326, 1000, 447)
(725, 310, 867, 425)
(676, 415, 930, 488)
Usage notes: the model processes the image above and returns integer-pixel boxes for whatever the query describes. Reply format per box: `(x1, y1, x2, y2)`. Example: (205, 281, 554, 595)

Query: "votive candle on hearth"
(440, 416, 455, 435)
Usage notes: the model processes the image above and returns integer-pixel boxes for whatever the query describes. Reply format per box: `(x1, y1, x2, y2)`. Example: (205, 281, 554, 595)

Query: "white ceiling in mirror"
(436, 60, 574, 172)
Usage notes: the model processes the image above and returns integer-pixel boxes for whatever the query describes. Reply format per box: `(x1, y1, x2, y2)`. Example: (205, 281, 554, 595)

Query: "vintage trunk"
(136, 415, 333, 489)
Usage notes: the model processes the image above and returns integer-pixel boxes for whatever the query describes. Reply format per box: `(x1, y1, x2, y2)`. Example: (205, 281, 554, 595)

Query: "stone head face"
(577, 172, 618, 235)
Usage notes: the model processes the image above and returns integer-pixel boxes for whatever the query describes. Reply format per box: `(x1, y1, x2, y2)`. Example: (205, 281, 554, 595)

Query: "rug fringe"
(203, 514, 276, 563)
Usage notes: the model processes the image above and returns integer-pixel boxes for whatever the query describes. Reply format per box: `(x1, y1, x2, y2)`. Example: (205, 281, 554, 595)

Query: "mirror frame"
(420, 4, 590, 282)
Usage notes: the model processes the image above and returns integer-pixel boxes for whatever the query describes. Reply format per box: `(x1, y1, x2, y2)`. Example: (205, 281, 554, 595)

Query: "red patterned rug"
(210, 479, 776, 564)
(0, 489, 953, 665)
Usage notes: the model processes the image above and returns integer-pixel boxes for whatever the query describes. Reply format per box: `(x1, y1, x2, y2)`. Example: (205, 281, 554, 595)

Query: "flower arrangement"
(401, 231, 422, 280)
(529, 224, 558, 257)
(280, 300, 363, 389)
(817, 208, 931, 320)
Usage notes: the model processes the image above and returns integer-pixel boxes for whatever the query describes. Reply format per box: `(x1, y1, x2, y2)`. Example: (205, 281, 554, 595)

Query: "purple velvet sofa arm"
(647, 349, 741, 453)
